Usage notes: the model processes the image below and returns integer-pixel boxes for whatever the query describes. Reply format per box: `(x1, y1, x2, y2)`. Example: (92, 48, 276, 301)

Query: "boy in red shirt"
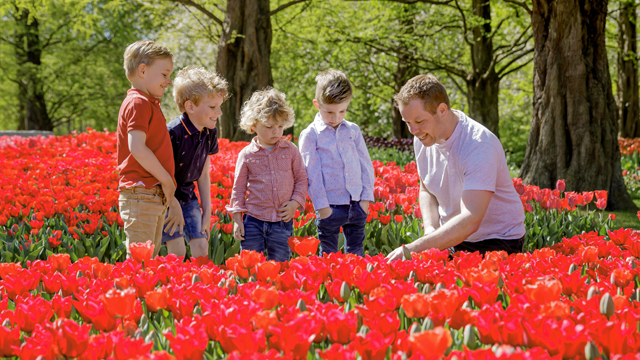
(116, 40, 175, 258)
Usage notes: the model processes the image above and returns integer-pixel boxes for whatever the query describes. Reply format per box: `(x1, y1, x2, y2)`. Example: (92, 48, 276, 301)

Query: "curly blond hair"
(239, 88, 295, 133)
(172, 66, 229, 113)
(315, 69, 353, 105)
(393, 74, 450, 114)
(123, 40, 172, 81)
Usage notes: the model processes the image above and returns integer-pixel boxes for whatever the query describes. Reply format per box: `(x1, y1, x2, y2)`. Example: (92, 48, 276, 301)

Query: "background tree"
(520, 0, 636, 210)
(170, 0, 309, 141)
(0, 0, 162, 132)
(616, 0, 640, 138)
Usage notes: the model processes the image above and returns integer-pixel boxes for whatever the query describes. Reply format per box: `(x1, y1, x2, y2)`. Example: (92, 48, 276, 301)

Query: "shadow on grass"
(609, 199, 640, 230)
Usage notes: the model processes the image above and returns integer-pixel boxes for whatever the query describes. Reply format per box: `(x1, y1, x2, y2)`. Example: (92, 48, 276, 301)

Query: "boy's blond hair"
(239, 88, 295, 133)
(123, 40, 172, 81)
(315, 69, 353, 105)
(393, 74, 450, 114)
(172, 66, 229, 113)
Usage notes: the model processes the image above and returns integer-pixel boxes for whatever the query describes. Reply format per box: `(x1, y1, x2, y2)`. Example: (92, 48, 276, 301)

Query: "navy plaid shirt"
(167, 113, 218, 203)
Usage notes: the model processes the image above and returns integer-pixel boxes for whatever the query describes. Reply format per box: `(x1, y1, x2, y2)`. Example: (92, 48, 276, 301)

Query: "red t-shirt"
(116, 89, 175, 189)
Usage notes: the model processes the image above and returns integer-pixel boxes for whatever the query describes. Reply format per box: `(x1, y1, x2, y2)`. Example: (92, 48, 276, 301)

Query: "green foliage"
(0, 0, 167, 133)
(523, 204, 613, 252)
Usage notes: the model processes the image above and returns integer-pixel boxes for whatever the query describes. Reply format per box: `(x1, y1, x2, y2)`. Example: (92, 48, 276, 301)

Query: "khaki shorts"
(118, 186, 168, 258)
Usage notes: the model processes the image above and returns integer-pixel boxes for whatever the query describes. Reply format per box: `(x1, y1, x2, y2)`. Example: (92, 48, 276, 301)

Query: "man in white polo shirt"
(386, 74, 525, 261)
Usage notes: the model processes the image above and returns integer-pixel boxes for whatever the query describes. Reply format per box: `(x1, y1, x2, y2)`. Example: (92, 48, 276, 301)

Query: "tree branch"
(502, 0, 532, 16)
(166, 0, 223, 26)
(270, 0, 308, 16)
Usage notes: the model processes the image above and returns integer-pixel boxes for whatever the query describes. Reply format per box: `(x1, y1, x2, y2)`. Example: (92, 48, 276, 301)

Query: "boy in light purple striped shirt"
(299, 69, 375, 256)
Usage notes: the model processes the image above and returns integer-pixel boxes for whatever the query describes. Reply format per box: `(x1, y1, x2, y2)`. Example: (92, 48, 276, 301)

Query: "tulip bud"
(139, 314, 148, 331)
(402, 246, 412, 261)
(599, 293, 615, 319)
(626, 257, 637, 269)
(463, 325, 476, 350)
(584, 341, 599, 360)
(493, 345, 516, 357)
(408, 271, 416, 281)
(409, 322, 421, 335)
(218, 279, 226, 288)
(192, 274, 201, 284)
(134, 328, 143, 339)
(2, 319, 11, 328)
(497, 274, 504, 288)
(568, 264, 578, 274)
(587, 286, 600, 300)
(366, 263, 374, 272)
(358, 325, 370, 336)
(633, 288, 640, 302)
(76, 270, 84, 279)
(421, 317, 434, 331)
(145, 330, 156, 344)
(462, 301, 472, 309)
(422, 284, 432, 294)
(435, 283, 446, 292)
(297, 299, 307, 312)
(340, 282, 351, 302)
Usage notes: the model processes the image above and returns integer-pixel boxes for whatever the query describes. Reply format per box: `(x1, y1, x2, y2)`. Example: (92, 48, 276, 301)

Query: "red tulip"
(145, 287, 170, 313)
(252, 287, 279, 310)
(49, 253, 71, 271)
(324, 310, 357, 344)
(165, 317, 208, 360)
(0, 326, 20, 357)
(353, 329, 393, 360)
(409, 326, 452, 360)
(401, 293, 430, 319)
(101, 287, 137, 318)
(129, 240, 154, 263)
(255, 261, 280, 282)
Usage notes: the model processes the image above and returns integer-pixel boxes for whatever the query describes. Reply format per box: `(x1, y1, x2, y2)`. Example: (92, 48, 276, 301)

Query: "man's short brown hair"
(394, 74, 450, 114)
(123, 40, 172, 80)
(315, 69, 352, 105)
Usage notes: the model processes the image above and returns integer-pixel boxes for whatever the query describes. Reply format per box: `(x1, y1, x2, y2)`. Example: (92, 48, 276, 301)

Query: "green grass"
(609, 199, 640, 230)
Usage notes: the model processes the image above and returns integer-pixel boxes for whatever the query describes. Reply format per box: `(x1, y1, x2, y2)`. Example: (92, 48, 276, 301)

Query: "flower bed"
(1, 233, 640, 359)
(0, 131, 614, 263)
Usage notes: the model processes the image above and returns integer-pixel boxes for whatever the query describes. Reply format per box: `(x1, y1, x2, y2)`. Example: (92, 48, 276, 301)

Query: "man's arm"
(197, 156, 212, 238)
(128, 130, 175, 205)
(419, 181, 440, 234)
(387, 189, 492, 261)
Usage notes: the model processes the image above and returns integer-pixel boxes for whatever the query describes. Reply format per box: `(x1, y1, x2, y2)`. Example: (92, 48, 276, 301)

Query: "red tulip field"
(0, 131, 639, 359)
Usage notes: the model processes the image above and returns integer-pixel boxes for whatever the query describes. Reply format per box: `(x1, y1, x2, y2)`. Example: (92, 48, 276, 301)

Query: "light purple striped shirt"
(298, 113, 375, 210)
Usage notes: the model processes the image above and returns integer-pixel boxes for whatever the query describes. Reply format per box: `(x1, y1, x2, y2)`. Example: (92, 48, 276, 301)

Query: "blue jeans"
(315, 201, 367, 256)
(161, 199, 205, 244)
(241, 215, 292, 262)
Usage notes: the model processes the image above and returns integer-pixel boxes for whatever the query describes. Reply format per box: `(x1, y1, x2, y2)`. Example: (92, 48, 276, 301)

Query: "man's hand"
(278, 200, 299, 222)
(232, 213, 245, 241)
(161, 180, 176, 207)
(201, 212, 211, 240)
(386, 244, 413, 263)
(317, 207, 332, 220)
(164, 198, 184, 236)
(359, 200, 370, 214)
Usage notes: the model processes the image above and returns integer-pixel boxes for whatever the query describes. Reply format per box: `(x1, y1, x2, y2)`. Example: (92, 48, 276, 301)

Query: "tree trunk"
(216, 0, 273, 141)
(466, 0, 500, 138)
(15, 8, 52, 131)
(617, 0, 640, 138)
(392, 6, 418, 139)
(521, 0, 636, 210)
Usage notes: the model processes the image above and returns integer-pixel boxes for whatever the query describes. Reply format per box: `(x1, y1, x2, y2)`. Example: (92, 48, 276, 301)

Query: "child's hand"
(201, 213, 211, 240)
(161, 180, 177, 207)
(233, 222, 245, 241)
(164, 198, 184, 236)
(278, 200, 298, 222)
(317, 207, 333, 220)
(359, 200, 370, 214)
(232, 213, 245, 241)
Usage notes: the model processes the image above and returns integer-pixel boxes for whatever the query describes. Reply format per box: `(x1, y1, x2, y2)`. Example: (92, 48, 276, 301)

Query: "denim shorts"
(161, 199, 205, 244)
(241, 215, 292, 262)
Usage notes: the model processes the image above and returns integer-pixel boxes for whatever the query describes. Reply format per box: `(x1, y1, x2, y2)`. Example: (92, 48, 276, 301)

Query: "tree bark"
(617, 0, 640, 138)
(216, 0, 273, 141)
(15, 8, 52, 131)
(466, 0, 500, 138)
(392, 6, 418, 139)
(521, 0, 636, 210)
